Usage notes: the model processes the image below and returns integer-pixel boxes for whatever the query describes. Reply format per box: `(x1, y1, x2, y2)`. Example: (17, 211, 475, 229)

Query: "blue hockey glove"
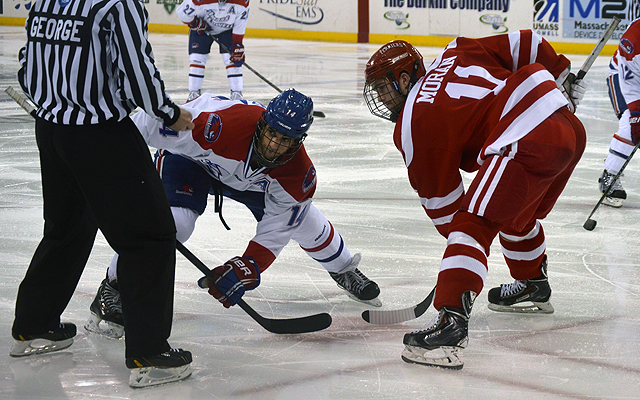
(198, 256, 260, 308)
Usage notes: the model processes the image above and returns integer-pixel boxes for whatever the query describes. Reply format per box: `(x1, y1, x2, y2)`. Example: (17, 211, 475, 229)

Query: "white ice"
(1, 26, 639, 399)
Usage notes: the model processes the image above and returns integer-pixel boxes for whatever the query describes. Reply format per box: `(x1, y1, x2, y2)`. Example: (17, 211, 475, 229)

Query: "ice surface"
(1, 26, 639, 399)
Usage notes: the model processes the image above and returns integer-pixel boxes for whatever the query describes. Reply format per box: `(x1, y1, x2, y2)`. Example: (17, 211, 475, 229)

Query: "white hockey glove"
(556, 66, 588, 113)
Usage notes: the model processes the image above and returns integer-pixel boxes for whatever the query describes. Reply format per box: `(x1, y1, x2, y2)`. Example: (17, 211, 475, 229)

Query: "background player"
(86, 89, 381, 339)
(363, 32, 586, 369)
(176, 0, 249, 101)
(598, 18, 640, 207)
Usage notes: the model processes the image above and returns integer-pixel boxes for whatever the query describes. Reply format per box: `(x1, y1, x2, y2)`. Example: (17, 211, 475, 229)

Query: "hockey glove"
(229, 44, 245, 67)
(187, 17, 209, 35)
(555, 67, 587, 113)
(198, 256, 260, 308)
(629, 111, 640, 145)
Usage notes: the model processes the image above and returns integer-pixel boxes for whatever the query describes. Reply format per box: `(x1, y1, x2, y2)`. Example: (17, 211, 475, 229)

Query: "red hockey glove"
(198, 256, 260, 308)
(229, 44, 245, 67)
(629, 112, 640, 145)
(187, 17, 209, 35)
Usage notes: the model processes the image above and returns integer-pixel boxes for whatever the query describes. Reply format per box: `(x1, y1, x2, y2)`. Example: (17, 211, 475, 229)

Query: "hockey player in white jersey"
(176, 0, 249, 101)
(85, 89, 381, 339)
(599, 18, 640, 207)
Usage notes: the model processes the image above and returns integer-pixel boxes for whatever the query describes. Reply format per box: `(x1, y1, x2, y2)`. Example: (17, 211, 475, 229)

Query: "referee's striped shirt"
(18, 0, 180, 126)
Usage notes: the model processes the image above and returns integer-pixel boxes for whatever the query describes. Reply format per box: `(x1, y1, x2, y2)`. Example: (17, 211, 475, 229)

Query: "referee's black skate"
(487, 255, 554, 314)
(126, 348, 193, 388)
(85, 277, 125, 340)
(10, 323, 77, 357)
(329, 253, 381, 307)
(401, 291, 476, 370)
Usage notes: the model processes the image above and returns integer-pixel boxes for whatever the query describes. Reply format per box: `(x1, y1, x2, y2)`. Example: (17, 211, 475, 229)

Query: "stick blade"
(312, 111, 326, 118)
(262, 312, 332, 334)
(583, 219, 597, 231)
(362, 286, 436, 325)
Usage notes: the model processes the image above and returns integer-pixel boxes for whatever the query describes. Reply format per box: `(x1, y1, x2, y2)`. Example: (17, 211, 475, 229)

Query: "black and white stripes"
(18, 0, 179, 126)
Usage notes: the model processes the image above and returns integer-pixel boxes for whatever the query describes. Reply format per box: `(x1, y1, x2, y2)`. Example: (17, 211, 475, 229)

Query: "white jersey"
(132, 94, 350, 272)
(610, 18, 640, 111)
(176, 0, 249, 37)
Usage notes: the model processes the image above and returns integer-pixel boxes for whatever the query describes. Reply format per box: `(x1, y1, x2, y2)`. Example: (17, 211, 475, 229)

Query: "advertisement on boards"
(370, 0, 532, 37)
(534, 0, 639, 42)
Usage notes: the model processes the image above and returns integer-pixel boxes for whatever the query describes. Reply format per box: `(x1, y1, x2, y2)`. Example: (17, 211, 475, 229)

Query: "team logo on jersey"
(620, 38, 634, 55)
(204, 113, 222, 142)
(58, 0, 72, 7)
(302, 166, 316, 193)
(252, 178, 270, 192)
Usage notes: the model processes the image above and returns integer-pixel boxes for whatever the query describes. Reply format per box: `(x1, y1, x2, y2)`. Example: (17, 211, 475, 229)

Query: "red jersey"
(394, 30, 571, 236)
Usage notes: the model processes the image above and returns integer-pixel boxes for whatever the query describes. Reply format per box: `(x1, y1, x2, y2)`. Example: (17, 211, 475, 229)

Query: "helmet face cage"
(252, 116, 307, 168)
(363, 76, 407, 122)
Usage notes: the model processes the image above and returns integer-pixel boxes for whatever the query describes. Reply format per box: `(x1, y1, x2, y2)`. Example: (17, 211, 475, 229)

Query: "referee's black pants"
(12, 116, 177, 359)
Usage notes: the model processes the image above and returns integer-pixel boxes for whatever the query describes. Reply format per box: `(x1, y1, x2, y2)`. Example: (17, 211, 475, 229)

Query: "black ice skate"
(126, 348, 193, 388)
(599, 169, 626, 208)
(401, 291, 476, 370)
(329, 253, 381, 307)
(10, 323, 77, 357)
(84, 277, 125, 340)
(487, 256, 554, 314)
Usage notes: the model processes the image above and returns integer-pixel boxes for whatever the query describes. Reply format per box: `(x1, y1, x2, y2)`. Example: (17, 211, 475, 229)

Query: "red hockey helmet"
(364, 40, 426, 122)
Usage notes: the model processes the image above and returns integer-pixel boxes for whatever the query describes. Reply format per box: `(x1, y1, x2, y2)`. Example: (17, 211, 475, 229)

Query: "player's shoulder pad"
(619, 21, 640, 61)
(268, 146, 316, 200)
(227, 0, 249, 6)
(192, 0, 219, 6)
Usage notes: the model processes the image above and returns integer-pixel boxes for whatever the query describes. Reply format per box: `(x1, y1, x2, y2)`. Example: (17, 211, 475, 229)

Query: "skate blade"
(345, 292, 382, 307)
(84, 313, 125, 340)
(488, 300, 554, 314)
(603, 197, 623, 208)
(401, 345, 464, 370)
(9, 338, 73, 357)
(129, 364, 192, 388)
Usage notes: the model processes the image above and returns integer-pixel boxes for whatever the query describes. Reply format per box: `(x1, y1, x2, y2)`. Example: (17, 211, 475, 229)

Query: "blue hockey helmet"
(253, 89, 314, 168)
(264, 88, 314, 139)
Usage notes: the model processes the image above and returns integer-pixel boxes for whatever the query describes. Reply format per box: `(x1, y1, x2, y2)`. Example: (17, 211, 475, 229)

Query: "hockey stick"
(574, 16, 620, 83)
(361, 285, 436, 325)
(206, 33, 326, 118)
(5, 86, 36, 117)
(176, 241, 333, 334)
(583, 140, 640, 231)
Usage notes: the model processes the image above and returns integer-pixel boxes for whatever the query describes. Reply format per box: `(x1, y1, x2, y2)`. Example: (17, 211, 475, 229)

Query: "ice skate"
(401, 291, 475, 370)
(329, 253, 381, 307)
(10, 323, 76, 357)
(599, 169, 626, 208)
(85, 277, 125, 340)
(230, 90, 243, 100)
(487, 256, 554, 314)
(127, 348, 193, 388)
(187, 89, 201, 102)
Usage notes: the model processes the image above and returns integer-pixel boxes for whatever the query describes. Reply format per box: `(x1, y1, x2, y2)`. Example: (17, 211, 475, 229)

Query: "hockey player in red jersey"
(364, 31, 587, 369)
(85, 89, 381, 339)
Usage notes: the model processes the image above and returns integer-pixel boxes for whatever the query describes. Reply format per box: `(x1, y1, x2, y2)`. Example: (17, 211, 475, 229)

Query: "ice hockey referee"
(10, 0, 196, 389)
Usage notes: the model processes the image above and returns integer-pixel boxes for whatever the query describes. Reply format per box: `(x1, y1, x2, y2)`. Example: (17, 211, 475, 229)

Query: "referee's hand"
(169, 107, 195, 131)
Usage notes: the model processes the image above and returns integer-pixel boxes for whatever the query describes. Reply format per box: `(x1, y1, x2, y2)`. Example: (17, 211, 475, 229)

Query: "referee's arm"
(111, 0, 188, 128)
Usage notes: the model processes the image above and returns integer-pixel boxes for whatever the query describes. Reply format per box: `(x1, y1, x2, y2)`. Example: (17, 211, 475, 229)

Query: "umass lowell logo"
(302, 166, 316, 193)
(204, 113, 223, 142)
